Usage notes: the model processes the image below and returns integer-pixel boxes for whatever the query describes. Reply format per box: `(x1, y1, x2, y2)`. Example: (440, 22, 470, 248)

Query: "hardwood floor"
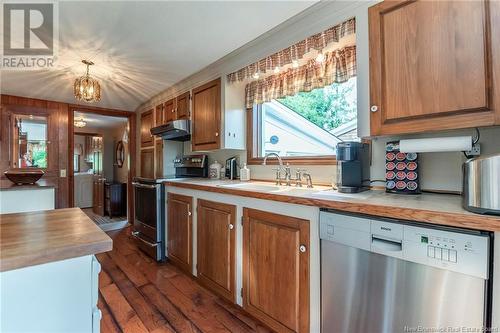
(97, 227, 273, 333)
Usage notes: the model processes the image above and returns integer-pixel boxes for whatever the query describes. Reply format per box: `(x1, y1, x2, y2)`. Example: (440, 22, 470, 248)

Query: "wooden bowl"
(4, 168, 44, 185)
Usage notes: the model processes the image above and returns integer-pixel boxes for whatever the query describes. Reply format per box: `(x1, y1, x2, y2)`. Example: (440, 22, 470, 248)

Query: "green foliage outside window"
(277, 77, 357, 131)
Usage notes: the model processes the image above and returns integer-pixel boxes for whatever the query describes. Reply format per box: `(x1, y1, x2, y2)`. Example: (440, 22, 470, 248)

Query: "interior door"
(243, 208, 310, 333)
(92, 176, 105, 216)
(191, 78, 221, 151)
(167, 193, 192, 274)
(197, 199, 236, 302)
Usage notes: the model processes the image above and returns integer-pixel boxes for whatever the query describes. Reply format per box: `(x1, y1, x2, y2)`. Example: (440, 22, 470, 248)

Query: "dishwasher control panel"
(320, 211, 490, 279)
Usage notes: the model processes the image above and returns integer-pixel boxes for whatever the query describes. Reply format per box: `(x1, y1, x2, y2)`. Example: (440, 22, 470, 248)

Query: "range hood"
(150, 119, 191, 141)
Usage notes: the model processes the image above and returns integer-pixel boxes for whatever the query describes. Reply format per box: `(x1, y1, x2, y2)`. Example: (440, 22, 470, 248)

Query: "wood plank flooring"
(97, 227, 273, 333)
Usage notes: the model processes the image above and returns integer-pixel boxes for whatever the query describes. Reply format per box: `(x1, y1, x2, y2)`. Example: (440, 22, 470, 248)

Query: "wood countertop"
(0, 208, 113, 272)
(164, 179, 500, 232)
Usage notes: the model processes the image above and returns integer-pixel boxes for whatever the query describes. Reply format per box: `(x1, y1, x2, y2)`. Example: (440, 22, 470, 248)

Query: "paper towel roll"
(399, 136, 472, 153)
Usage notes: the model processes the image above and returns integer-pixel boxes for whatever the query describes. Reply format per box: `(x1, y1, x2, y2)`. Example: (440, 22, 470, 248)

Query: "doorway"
(68, 106, 136, 231)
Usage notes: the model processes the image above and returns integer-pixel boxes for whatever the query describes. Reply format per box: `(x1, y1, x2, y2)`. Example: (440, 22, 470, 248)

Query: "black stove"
(132, 155, 207, 261)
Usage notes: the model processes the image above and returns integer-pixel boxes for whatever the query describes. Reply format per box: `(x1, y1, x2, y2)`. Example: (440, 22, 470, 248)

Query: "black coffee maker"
(336, 142, 370, 193)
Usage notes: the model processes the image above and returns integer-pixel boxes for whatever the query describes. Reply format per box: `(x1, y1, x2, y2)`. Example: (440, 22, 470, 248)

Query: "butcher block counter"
(0, 207, 112, 272)
(0, 208, 112, 332)
(164, 179, 500, 232)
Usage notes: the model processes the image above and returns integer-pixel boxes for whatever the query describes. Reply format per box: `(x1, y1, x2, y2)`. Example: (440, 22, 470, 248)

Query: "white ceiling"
(74, 111, 127, 130)
(1, 1, 316, 111)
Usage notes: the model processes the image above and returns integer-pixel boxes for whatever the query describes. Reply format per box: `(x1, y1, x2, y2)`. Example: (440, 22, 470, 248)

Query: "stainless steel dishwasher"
(320, 210, 492, 332)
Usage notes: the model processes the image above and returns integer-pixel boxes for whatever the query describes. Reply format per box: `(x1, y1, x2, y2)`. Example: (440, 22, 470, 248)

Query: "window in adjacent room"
(13, 115, 48, 168)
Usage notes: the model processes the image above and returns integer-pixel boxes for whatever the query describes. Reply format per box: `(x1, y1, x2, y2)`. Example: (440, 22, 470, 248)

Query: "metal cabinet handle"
(370, 105, 379, 113)
(299, 245, 307, 253)
(215, 132, 219, 137)
(229, 224, 234, 230)
(188, 211, 192, 216)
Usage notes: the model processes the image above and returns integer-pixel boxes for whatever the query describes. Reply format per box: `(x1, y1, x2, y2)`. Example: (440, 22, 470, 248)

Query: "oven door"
(132, 182, 161, 242)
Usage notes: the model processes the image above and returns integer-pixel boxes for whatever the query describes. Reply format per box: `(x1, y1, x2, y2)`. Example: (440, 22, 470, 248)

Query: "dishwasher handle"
(371, 234, 403, 253)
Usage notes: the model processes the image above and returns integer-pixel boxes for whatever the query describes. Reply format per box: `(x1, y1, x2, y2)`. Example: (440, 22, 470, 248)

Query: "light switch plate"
(60, 169, 66, 177)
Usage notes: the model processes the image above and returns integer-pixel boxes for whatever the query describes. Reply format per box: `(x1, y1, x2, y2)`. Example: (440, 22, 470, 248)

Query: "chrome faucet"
(262, 152, 283, 168)
(263, 153, 284, 186)
(262, 153, 313, 187)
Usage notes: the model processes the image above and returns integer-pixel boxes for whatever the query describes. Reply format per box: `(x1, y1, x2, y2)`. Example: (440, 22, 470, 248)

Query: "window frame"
(246, 105, 337, 166)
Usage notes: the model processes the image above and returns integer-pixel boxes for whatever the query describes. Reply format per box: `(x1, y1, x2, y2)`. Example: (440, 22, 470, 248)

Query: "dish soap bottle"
(240, 163, 251, 181)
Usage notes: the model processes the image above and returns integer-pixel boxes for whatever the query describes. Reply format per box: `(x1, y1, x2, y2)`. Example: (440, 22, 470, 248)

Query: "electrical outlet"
(466, 144, 481, 156)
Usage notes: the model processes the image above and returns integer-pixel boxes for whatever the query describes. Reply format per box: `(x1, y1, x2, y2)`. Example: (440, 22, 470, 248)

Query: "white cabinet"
(0, 187, 55, 214)
(0, 255, 102, 333)
(221, 79, 246, 150)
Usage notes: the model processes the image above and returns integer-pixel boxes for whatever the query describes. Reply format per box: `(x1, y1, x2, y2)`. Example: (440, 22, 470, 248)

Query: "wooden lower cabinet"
(242, 208, 310, 333)
(167, 193, 193, 274)
(196, 199, 236, 302)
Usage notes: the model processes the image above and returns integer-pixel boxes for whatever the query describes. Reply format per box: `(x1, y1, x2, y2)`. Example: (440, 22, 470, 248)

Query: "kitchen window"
(248, 77, 357, 164)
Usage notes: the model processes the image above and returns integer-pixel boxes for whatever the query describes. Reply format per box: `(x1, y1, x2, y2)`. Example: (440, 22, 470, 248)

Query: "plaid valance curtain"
(245, 45, 356, 109)
(227, 18, 356, 83)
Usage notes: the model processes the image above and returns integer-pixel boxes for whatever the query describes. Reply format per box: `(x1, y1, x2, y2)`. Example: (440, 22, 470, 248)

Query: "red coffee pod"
(386, 152, 396, 161)
(396, 181, 407, 190)
(396, 152, 406, 161)
(396, 162, 406, 171)
(386, 181, 396, 190)
(407, 171, 418, 181)
(407, 161, 417, 171)
(407, 181, 418, 191)
(386, 171, 396, 180)
(386, 162, 396, 171)
(396, 171, 406, 180)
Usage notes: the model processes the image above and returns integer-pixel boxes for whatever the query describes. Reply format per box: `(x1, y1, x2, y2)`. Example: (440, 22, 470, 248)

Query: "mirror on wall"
(11, 114, 49, 168)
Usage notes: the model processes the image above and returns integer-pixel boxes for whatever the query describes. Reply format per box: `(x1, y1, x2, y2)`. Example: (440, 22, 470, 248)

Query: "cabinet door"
(155, 104, 163, 126)
(176, 92, 190, 120)
(167, 193, 193, 274)
(192, 78, 221, 151)
(155, 140, 163, 178)
(164, 98, 176, 123)
(140, 110, 153, 147)
(369, 0, 499, 135)
(197, 199, 236, 302)
(140, 148, 154, 179)
(243, 208, 309, 333)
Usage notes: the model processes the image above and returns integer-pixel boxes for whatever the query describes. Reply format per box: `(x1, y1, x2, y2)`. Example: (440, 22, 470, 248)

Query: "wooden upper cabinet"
(176, 91, 190, 120)
(243, 208, 309, 333)
(164, 98, 176, 123)
(167, 193, 193, 274)
(197, 199, 236, 303)
(155, 104, 163, 126)
(369, 0, 500, 135)
(191, 78, 221, 151)
(140, 110, 153, 147)
(140, 148, 154, 179)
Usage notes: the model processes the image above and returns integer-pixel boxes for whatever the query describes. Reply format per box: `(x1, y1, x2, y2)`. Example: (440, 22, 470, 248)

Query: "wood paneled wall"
(1, 95, 69, 208)
(0, 95, 133, 210)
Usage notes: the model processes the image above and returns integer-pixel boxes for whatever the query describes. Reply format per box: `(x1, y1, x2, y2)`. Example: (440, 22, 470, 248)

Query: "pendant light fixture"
(74, 60, 101, 103)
